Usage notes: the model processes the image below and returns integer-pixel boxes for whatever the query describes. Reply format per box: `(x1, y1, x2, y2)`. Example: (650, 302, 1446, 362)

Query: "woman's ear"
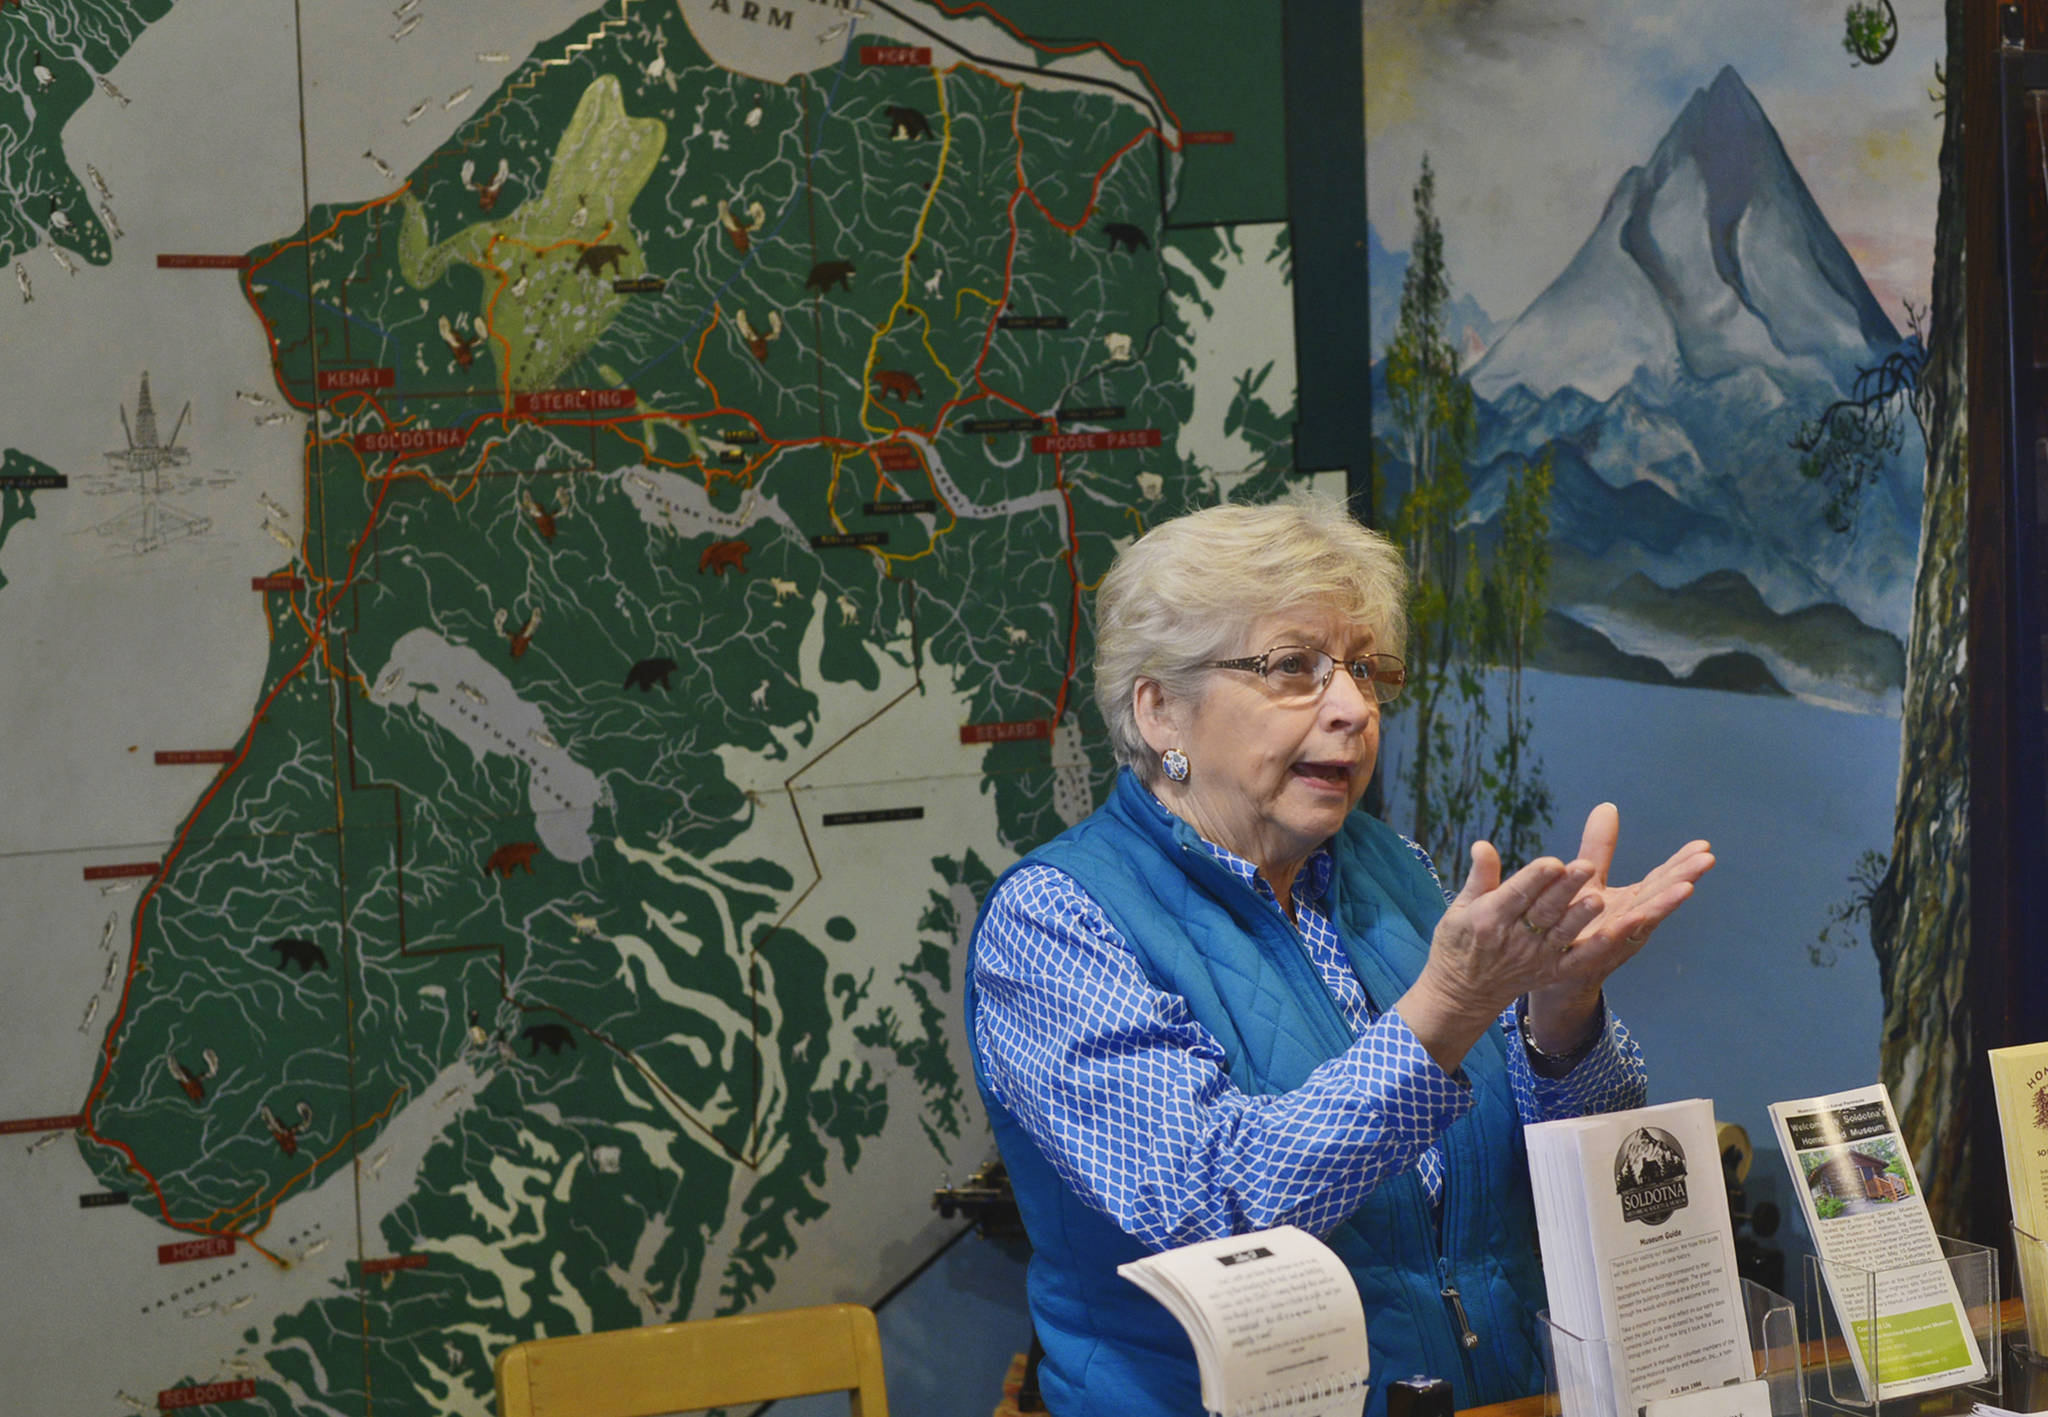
(1132, 677, 1178, 756)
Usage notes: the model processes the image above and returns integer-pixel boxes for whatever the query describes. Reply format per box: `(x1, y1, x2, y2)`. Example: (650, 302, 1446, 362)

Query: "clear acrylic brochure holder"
(2016, 1222, 2048, 1370)
(1540, 1278, 1803, 1417)
(1800, 1233, 1999, 1416)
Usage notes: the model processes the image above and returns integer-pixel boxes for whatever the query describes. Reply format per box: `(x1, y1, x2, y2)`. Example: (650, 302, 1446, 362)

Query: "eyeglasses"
(1200, 644, 1408, 704)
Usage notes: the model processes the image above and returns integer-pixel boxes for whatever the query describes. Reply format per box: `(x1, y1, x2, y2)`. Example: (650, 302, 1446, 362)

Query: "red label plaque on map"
(512, 388, 637, 415)
(158, 1379, 257, 1410)
(251, 574, 304, 592)
(1181, 131, 1236, 145)
(354, 426, 466, 455)
(861, 45, 931, 65)
(362, 1254, 430, 1275)
(159, 1235, 237, 1265)
(959, 719, 1051, 745)
(156, 254, 251, 270)
(155, 750, 237, 766)
(0, 1113, 85, 1136)
(875, 444, 921, 472)
(1031, 428, 1162, 455)
(83, 862, 160, 881)
(316, 367, 396, 392)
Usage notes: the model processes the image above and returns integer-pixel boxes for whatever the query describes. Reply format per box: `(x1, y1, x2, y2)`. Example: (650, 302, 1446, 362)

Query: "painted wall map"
(0, 2, 1308, 1412)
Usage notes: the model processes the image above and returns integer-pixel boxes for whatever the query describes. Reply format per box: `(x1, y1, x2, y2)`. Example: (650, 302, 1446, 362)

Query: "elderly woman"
(966, 498, 1714, 1417)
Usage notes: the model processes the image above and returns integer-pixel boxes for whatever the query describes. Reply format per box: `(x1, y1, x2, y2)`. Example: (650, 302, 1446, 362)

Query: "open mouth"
(1291, 761, 1352, 784)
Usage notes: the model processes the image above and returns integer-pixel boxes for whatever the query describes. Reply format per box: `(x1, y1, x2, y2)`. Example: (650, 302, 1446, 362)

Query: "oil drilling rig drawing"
(96, 372, 212, 553)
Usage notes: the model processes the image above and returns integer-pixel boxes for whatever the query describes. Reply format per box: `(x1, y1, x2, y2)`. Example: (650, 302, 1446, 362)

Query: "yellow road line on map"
(954, 285, 1002, 318)
(859, 68, 964, 438)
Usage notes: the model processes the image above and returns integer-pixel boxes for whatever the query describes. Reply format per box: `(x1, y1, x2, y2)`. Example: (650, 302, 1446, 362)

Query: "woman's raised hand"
(1395, 805, 1714, 1072)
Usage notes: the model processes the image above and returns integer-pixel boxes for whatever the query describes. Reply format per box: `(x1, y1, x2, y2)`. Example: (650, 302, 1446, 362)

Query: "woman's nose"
(1320, 665, 1378, 723)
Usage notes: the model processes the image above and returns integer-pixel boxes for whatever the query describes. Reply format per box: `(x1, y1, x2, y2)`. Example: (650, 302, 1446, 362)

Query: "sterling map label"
(513, 388, 637, 414)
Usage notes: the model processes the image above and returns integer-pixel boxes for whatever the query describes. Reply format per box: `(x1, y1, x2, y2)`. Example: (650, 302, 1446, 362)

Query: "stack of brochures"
(1767, 1082, 1985, 1401)
(1119, 1224, 1370, 1417)
(1988, 1042, 2048, 1356)
(1527, 1098, 1757, 1417)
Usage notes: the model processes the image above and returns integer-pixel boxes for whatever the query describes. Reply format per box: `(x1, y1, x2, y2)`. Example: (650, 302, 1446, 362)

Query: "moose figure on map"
(271, 936, 329, 974)
(167, 1045, 220, 1103)
(461, 157, 510, 212)
(483, 841, 540, 877)
(261, 1100, 314, 1156)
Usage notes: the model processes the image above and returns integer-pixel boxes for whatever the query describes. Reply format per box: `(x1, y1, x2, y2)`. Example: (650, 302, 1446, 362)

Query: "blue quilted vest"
(965, 770, 1549, 1417)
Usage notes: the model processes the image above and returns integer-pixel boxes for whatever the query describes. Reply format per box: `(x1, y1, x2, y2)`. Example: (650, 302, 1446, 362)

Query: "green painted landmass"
(0, 448, 58, 593)
(80, 4, 1300, 1411)
(945, 0, 1287, 225)
(398, 75, 667, 393)
(0, 0, 169, 267)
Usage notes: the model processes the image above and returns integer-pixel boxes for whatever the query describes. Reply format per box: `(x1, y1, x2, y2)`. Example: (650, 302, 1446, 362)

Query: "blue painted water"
(1380, 669, 1893, 1143)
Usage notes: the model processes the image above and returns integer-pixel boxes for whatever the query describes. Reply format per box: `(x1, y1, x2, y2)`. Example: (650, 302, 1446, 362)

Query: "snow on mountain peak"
(1469, 66, 1900, 403)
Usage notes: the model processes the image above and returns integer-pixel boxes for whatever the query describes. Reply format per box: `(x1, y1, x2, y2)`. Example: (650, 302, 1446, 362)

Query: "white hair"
(1092, 493, 1408, 782)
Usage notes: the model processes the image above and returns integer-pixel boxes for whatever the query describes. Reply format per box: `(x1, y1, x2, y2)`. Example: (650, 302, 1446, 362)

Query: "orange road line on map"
(205, 1088, 408, 1238)
(693, 305, 727, 411)
(79, 477, 401, 1255)
(1011, 100, 1156, 237)
(925, 0, 1187, 132)
(242, 187, 412, 413)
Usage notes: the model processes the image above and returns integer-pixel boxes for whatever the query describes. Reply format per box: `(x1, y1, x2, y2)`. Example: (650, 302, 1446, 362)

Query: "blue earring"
(1161, 748, 1190, 783)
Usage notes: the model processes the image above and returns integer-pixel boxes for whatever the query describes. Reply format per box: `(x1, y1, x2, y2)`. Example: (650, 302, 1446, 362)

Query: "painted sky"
(1365, 0, 1945, 333)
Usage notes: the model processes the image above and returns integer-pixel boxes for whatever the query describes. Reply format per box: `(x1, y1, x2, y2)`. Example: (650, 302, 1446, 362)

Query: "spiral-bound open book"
(1118, 1224, 1369, 1417)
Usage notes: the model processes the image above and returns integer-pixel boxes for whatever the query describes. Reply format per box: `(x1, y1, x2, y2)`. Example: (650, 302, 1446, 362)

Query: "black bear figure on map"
(270, 937, 329, 974)
(522, 1022, 577, 1057)
(1102, 221, 1150, 254)
(883, 104, 933, 140)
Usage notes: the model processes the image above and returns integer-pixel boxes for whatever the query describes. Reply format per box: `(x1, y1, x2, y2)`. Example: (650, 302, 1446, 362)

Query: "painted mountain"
(1381, 66, 1921, 711)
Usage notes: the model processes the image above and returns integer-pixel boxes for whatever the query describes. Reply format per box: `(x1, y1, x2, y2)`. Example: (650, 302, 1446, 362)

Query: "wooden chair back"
(494, 1303, 889, 1417)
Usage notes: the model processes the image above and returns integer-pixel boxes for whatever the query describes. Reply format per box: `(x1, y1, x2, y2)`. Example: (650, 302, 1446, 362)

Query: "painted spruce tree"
(1380, 156, 1554, 870)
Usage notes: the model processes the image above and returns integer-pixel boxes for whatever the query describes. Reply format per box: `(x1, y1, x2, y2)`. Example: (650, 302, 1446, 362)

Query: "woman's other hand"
(1524, 804, 1714, 1052)
(1396, 805, 1713, 1072)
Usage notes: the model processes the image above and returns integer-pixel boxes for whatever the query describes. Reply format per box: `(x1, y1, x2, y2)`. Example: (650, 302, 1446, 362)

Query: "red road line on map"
(1013, 119, 1157, 238)
(79, 476, 400, 1262)
(204, 1088, 407, 1239)
(82, 26, 1165, 1218)
(922, 0, 1187, 133)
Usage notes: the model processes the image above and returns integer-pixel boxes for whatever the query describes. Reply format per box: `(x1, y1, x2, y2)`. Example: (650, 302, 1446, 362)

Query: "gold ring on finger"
(1519, 916, 1543, 934)
(1557, 942, 1573, 957)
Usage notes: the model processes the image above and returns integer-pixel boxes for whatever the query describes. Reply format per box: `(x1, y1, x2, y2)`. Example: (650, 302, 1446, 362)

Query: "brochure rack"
(1800, 1234, 1999, 1416)
(2017, 1223, 2048, 1369)
(1539, 1279, 1804, 1417)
